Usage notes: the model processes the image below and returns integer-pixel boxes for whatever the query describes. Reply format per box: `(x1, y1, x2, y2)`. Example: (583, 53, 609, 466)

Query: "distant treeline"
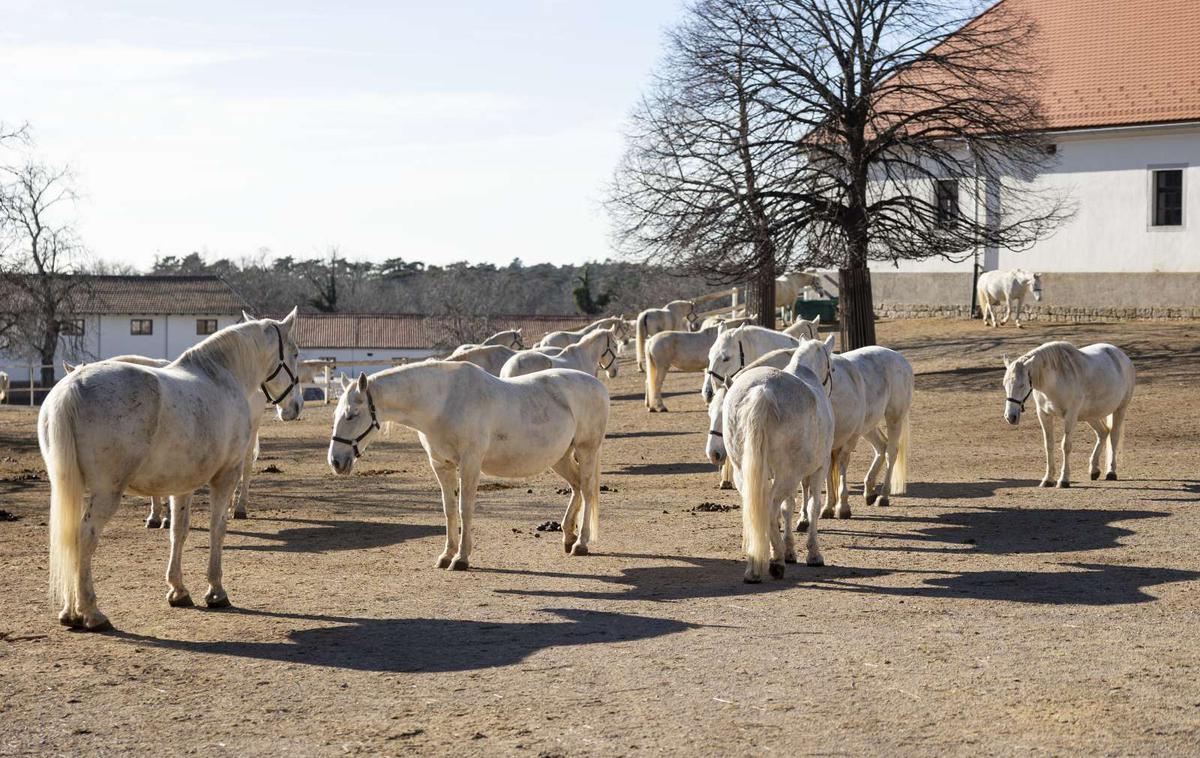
(149, 251, 715, 317)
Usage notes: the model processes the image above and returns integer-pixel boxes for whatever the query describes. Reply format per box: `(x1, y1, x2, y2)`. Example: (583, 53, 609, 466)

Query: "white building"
(873, 0, 1200, 317)
(0, 275, 249, 382)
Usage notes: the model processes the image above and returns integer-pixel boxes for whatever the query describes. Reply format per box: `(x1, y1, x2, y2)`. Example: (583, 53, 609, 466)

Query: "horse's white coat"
(707, 347, 798, 489)
(501, 328, 620, 379)
(978, 269, 1042, 328)
(327, 362, 609, 567)
(635, 301, 695, 372)
(0, 370, 8, 403)
(644, 326, 720, 412)
(446, 344, 519, 376)
(1002, 341, 1134, 486)
(702, 325, 800, 404)
(537, 316, 628, 349)
(40, 311, 303, 630)
(781, 315, 821, 340)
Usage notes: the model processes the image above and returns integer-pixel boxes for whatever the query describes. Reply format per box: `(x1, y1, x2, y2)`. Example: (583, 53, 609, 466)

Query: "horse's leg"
(803, 471, 825, 567)
(1107, 404, 1129, 480)
(146, 497, 165, 529)
(430, 460, 461, 569)
(878, 419, 903, 507)
(768, 483, 789, 579)
(819, 453, 837, 519)
(450, 460, 481, 570)
(1014, 296, 1024, 328)
(1000, 294, 1011, 325)
(204, 467, 242, 607)
(232, 428, 259, 519)
(551, 453, 583, 553)
(862, 428, 887, 504)
(572, 444, 602, 556)
(782, 495, 798, 563)
(719, 458, 734, 490)
(1056, 410, 1077, 488)
(835, 445, 853, 517)
(72, 489, 122, 631)
(1085, 419, 1107, 481)
(1037, 409, 1055, 487)
(166, 493, 194, 607)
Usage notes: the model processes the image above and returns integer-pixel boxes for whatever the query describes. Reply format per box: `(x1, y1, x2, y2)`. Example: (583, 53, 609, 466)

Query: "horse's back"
(1082, 343, 1136, 390)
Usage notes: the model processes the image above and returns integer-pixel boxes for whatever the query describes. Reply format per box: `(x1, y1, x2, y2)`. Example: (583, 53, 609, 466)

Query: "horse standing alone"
(978, 269, 1042, 328)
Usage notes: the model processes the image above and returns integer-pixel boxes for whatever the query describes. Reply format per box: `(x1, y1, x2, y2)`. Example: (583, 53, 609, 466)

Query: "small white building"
(873, 0, 1200, 317)
(0, 275, 249, 382)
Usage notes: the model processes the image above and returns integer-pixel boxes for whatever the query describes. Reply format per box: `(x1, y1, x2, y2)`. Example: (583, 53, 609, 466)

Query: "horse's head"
(329, 372, 380, 475)
(598, 328, 620, 378)
(705, 385, 728, 466)
(1002, 354, 1032, 425)
(259, 307, 303, 422)
(703, 328, 745, 403)
(787, 335, 835, 395)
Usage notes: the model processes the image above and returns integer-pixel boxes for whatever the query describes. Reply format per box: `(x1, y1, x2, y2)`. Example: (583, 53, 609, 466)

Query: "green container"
(792, 297, 839, 324)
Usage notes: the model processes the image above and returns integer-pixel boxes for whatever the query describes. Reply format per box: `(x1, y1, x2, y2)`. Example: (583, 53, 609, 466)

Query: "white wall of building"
(299, 347, 438, 367)
(888, 123, 1200, 274)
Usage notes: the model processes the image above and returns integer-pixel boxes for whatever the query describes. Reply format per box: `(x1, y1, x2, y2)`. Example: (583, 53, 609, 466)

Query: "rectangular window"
(196, 319, 218, 335)
(935, 179, 960, 230)
(59, 319, 85, 336)
(1152, 168, 1183, 227)
(131, 318, 154, 335)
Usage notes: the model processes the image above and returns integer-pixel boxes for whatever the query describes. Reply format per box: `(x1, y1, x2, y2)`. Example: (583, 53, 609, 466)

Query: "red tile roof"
(986, 0, 1200, 130)
(78, 275, 249, 314)
(295, 313, 595, 350)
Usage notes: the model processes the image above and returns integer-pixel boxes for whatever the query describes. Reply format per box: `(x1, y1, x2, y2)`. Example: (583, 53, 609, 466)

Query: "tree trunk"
(746, 260, 776, 328)
(838, 265, 876, 351)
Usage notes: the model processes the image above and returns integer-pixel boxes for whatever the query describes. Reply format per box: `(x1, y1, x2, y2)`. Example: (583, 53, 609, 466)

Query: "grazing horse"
(1002, 341, 1134, 487)
(501, 328, 620, 379)
(789, 337, 913, 525)
(978, 269, 1042, 328)
(537, 316, 628, 349)
(702, 325, 799, 404)
(635, 300, 695, 372)
(708, 353, 834, 582)
(40, 311, 303, 631)
(644, 325, 721, 412)
(327, 363, 609, 566)
(445, 344, 519, 376)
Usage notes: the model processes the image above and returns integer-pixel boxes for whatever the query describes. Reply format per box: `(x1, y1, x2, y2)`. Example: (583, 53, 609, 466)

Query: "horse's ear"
(338, 375, 351, 390)
(281, 306, 298, 330)
(812, 314, 821, 327)
(241, 310, 256, 323)
(1002, 353, 1011, 368)
(63, 360, 75, 374)
(356, 372, 368, 393)
(823, 334, 836, 351)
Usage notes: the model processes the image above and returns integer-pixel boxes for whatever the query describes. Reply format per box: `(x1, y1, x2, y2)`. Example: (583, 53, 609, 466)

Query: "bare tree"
(611, 0, 1070, 347)
(0, 158, 90, 386)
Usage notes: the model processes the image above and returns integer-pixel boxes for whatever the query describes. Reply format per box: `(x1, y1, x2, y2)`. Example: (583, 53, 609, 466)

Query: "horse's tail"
(740, 389, 774, 575)
(635, 311, 648, 372)
(40, 382, 86, 612)
(890, 406, 911, 495)
(644, 344, 658, 409)
(828, 450, 841, 502)
(976, 277, 989, 321)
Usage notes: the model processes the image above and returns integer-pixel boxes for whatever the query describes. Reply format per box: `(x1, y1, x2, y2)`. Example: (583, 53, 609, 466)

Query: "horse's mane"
(1022, 341, 1084, 384)
(175, 322, 265, 382)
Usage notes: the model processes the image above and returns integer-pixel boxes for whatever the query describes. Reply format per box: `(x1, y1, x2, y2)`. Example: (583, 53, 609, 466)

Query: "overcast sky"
(2, 1, 683, 269)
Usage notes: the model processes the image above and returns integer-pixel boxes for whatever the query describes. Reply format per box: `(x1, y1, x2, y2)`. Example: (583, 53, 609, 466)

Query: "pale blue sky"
(2, 1, 684, 269)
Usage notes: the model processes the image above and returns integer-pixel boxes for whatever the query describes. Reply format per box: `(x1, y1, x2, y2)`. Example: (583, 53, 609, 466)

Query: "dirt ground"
(1, 318, 1198, 756)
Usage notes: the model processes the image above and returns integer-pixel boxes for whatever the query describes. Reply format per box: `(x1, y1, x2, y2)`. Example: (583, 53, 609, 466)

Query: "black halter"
(686, 302, 698, 328)
(821, 363, 835, 394)
(331, 386, 381, 458)
(510, 334, 524, 350)
(1007, 386, 1033, 412)
(260, 323, 298, 406)
(598, 335, 618, 373)
(707, 340, 746, 387)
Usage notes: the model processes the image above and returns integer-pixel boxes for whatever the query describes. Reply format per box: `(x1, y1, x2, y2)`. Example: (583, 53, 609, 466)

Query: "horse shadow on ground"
(823, 506, 1169, 555)
(915, 365, 1000, 393)
(613, 462, 718, 476)
(111, 607, 696, 674)
(610, 389, 694, 403)
(199, 517, 441, 554)
(606, 430, 694, 440)
(904, 478, 1040, 500)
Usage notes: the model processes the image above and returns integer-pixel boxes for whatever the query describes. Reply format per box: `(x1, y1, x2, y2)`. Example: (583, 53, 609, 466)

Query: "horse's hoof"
(570, 543, 589, 556)
(743, 574, 762, 584)
(878, 496, 889, 508)
(435, 556, 452, 569)
(806, 554, 825, 567)
(1105, 472, 1118, 481)
(769, 562, 785, 579)
(864, 492, 878, 505)
(1057, 480, 1071, 489)
(232, 510, 247, 520)
(784, 553, 798, 564)
(719, 481, 734, 491)
(205, 593, 232, 609)
(449, 558, 470, 571)
(82, 618, 114, 633)
(145, 518, 161, 529)
(837, 507, 853, 519)
(1039, 479, 1053, 488)
(819, 508, 835, 519)
(1090, 471, 1100, 481)
(167, 592, 194, 608)
(160, 518, 170, 530)
(58, 611, 82, 628)
(795, 520, 808, 533)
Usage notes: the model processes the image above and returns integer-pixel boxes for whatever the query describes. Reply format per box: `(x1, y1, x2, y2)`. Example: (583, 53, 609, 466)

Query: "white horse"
(635, 300, 695, 372)
(328, 363, 609, 567)
(445, 344, 519, 376)
(0, 370, 8, 403)
(644, 325, 721, 412)
(708, 347, 798, 489)
(699, 315, 753, 331)
(775, 271, 823, 322)
(1002, 341, 1134, 487)
(481, 329, 524, 349)
(537, 316, 628, 349)
(501, 328, 619, 379)
(978, 269, 1042, 328)
(789, 337, 913, 524)
(40, 310, 303, 631)
(708, 353, 834, 582)
(781, 315, 821, 340)
(701, 325, 800, 404)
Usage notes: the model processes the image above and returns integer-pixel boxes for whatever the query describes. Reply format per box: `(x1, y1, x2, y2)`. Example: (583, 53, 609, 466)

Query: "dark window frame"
(130, 318, 154, 336)
(196, 318, 218, 335)
(59, 318, 85, 336)
(934, 178, 960, 230)
(1151, 167, 1184, 227)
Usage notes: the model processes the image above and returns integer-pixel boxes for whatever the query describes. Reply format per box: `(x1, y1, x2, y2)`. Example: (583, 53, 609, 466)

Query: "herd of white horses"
(29, 268, 1136, 631)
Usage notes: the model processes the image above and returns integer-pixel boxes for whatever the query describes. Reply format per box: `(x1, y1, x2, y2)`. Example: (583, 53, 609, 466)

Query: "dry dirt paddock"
(1, 318, 1199, 756)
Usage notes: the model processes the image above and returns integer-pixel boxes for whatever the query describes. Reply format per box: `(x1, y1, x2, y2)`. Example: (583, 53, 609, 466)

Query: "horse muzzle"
(328, 448, 354, 475)
(1004, 410, 1020, 426)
